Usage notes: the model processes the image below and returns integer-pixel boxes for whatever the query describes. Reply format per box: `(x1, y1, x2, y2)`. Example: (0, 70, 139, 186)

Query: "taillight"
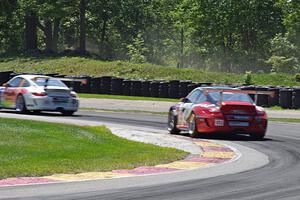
(32, 92, 47, 96)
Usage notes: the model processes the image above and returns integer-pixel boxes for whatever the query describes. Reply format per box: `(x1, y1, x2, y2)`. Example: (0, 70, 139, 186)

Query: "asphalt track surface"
(1, 110, 300, 200)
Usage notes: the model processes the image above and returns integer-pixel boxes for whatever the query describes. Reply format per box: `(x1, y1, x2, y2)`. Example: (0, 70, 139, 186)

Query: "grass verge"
(0, 118, 187, 179)
(0, 56, 299, 86)
(79, 93, 178, 102)
(269, 118, 300, 123)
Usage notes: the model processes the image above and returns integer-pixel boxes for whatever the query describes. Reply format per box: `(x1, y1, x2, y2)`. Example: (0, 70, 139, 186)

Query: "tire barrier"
(90, 77, 101, 94)
(111, 77, 124, 95)
(0, 71, 13, 85)
(141, 80, 151, 97)
(150, 81, 160, 97)
(169, 80, 180, 98)
(131, 80, 142, 96)
(292, 87, 300, 109)
(100, 76, 112, 94)
(255, 86, 269, 107)
(1, 70, 300, 109)
(188, 83, 202, 93)
(80, 76, 91, 94)
(122, 80, 132, 96)
(268, 87, 280, 107)
(158, 82, 169, 98)
(279, 88, 294, 109)
(179, 81, 192, 98)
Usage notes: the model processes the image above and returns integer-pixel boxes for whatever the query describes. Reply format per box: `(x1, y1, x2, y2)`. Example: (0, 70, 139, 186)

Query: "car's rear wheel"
(188, 113, 199, 138)
(16, 95, 28, 113)
(168, 110, 180, 134)
(250, 131, 266, 140)
(61, 111, 75, 116)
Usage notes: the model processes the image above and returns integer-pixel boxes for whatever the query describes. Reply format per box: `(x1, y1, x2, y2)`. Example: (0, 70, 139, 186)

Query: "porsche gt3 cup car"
(168, 87, 273, 139)
(0, 75, 79, 115)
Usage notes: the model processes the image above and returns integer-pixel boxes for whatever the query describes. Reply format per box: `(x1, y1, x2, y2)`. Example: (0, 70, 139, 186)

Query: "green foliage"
(267, 56, 298, 73)
(295, 73, 300, 82)
(0, 0, 299, 73)
(127, 33, 148, 63)
(244, 71, 254, 85)
(0, 56, 299, 86)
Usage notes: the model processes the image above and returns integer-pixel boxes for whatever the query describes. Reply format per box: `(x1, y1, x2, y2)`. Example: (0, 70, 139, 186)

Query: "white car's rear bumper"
(25, 96, 79, 112)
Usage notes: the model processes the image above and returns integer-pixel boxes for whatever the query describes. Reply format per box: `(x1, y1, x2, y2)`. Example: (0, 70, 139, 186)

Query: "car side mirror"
(2, 83, 9, 87)
(180, 97, 190, 103)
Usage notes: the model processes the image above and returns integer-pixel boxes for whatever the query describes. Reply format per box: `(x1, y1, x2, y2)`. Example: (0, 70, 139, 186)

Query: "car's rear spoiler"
(203, 89, 275, 105)
(56, 78, 88, 85)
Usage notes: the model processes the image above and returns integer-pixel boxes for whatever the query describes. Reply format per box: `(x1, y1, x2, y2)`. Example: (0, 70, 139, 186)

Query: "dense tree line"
(0, 0, 299, 73)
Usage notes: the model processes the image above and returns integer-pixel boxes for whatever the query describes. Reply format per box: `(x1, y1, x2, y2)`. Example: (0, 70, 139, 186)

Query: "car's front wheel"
(250, 131, 266, 140)
(15, 95, 28, 113)
(188, 113, 199, 138)
(168, 110, 180, 134)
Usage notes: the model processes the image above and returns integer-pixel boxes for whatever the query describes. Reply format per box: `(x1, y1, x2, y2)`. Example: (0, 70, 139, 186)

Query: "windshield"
(32, 77, 67, 87)
(207, 92, 254, 104)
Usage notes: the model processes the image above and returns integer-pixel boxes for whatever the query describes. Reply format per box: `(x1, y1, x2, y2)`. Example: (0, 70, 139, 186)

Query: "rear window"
(208, 92, 254, 104)
(32, 77, 67, 87)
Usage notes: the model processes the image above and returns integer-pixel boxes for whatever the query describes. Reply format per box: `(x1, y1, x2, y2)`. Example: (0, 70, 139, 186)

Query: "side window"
(187, 90, 201, 103)
(8, 77, 22, 87)
(20, 79, 30, 87)
(195, 92, 207, 103)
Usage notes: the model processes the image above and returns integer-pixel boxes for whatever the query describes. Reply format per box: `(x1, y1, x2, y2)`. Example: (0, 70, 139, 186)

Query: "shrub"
(295, 73, 300, 82)
(244, 71, 254, 85)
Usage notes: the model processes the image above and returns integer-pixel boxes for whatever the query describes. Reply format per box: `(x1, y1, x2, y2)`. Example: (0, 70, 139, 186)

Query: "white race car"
(0, 75, 79, 115)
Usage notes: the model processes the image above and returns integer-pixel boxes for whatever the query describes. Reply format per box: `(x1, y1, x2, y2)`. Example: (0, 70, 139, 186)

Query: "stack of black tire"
(90, 77, 102, 94)
(268, 87, 280, 107)
(292, 87, 300, 109)
(150, 81, 160, 97)
(0, 71, 13, 85)
(80, 76, 92, 94)
(141, 80, 151, 97)
(255, 86, 269, 107)
(179, 81, 192, 98)
(111, 77, 124, 95)
(158, 81, 169, 98)
(279, 88, 294, 109)
(169, 80, 180, 98)
(100, 76, 112, 94)
(131, 80, 142, 96)
(122, 80, 132, 96)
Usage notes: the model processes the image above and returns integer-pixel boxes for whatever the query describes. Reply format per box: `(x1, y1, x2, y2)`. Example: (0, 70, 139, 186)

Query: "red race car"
(168, 87, 273, 139)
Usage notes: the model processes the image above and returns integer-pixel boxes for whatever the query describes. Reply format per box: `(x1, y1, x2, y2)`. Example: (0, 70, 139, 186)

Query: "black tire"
(188, 113, 199, 138)
(61, 111, 75, 116)
(16, 95, 28, 113)
(250, 132, 265, 140)
(168, 110, 180, 134)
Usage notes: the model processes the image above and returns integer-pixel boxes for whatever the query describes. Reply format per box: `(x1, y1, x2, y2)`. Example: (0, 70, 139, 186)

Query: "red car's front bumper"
(194, 114, 267, 134)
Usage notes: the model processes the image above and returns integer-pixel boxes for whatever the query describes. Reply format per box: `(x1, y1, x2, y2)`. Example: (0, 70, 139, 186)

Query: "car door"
(177, 89, 202, 125)
(3, 77, 22, 108)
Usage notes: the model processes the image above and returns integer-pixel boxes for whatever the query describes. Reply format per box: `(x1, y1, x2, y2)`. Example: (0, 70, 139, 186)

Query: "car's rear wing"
(56, 77, 88, 85)
(203, 89, 275, 105)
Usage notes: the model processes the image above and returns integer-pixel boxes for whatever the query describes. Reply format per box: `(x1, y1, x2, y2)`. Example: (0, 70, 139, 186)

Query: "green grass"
(0, 118, 187, 179)
(269, 118, 300, 123)
(0, 55, 299, 86)
(79, 93, 178, 102)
